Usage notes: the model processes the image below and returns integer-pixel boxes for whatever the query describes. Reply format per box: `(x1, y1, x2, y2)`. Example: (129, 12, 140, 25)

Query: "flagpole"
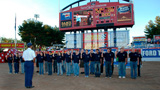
(15, 14, 17, 50)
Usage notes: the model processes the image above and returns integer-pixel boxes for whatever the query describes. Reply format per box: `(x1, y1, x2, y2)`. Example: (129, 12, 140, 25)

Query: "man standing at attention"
(23, 43, 36, 88)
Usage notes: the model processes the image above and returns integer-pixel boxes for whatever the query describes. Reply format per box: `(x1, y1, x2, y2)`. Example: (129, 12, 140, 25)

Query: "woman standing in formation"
(14, 53, 20, 74)
(56, 51, 63, 76)
(65, 50, 72, 76)
(39, 52, 44, 75)
(81, 50, 90, 77)
(72, 50, 80, 77)
(7, 54, 13, 74)
(20, 53, 25, 74)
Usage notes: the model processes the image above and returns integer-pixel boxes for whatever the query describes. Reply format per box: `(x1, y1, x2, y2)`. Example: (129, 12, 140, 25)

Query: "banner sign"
(142, 49, 160, 58)
(61, 12, 72, 21)
(0, 43, 24, 48)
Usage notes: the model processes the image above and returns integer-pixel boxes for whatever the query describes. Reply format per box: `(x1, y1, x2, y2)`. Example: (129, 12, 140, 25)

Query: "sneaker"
(119, 76, 121, 78)
(122, 76, 126, 78)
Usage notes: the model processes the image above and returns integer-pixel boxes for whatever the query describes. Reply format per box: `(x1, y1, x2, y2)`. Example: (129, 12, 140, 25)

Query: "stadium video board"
(59, 1, 134, 31)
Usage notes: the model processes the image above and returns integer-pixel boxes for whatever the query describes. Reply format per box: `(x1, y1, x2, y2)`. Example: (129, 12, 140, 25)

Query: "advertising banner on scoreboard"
(61, 12, 72, 21)
(0, 43, 24, 48)
(142, 49, 160, 58)
(117, 5, 132, 23)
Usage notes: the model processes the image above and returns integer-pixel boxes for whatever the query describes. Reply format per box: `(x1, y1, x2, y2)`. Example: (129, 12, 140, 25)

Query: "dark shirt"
(61, 53, 65, 61)
(138, 54, 142, 64)
(94, 53, 101, 62)
(14, 55, 20, 63)
(90, 53, 95, 61)
(7, 57, 13, 63)
(83, 53, 90, 63)
(117, 51, 127, 62)
(20, 56, 24, 62)
(129, 52, 139, 62)
(36, 54, 41, 62)
(46, 54, 53, 62)
(65, 54, 71, 63)
(39, 56, 44, 63)
(56, 55, 62, 63)
(73, 54, 80, 63)
(103, 52, 114, 62)
(81, 52, 86, 60)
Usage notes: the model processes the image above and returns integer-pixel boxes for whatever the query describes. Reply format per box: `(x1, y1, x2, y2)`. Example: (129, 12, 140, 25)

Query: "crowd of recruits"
(6, 47, 142, 79)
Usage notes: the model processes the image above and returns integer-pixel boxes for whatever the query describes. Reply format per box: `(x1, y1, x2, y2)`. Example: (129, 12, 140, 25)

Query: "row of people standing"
(6, 53, 25, 74)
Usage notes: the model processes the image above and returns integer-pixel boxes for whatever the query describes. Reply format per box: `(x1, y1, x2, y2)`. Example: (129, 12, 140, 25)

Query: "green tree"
(144, 16, 160, 39)
(18, 19, 64, 50)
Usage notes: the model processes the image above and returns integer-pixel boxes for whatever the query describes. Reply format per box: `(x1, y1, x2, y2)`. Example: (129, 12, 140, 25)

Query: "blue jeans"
(62, 61, 66, 73)
(39, 63, 44, 75)
(45, 61, 48, 73)
(90, 61, 95, 74)
(73, 63, 79, 76)
(25, 61, 34, 87)
(70, 61, 74, 74)
(118, 62, 126, 77)
(21, 62, 24, 74)
(57, 63, 63, 75)
(105, 61, 112, 77)
(66, 62, 71, 76)
(8, 63, 12, 73)
(95, 61, 101, 74)
(130, 61, 138, 79)
(48, 62, 52, 75)
(14, 62, 19, 73)
(84, 62, 89, 76)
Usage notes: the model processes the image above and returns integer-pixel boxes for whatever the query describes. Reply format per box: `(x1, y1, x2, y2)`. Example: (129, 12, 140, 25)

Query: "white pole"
(15, 14, 17, 50)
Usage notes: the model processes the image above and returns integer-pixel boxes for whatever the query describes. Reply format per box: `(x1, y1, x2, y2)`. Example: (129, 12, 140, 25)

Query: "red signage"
(133, 36, 146, 42)
(0, 43, 25, 48)
(59, 1, 134, 31)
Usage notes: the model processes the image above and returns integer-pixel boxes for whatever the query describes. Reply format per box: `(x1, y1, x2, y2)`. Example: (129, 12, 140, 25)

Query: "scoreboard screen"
(59, 1, 134, 31)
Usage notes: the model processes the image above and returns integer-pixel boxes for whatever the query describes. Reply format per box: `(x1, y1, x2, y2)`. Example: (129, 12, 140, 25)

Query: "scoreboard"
(59, 1, 134, 31)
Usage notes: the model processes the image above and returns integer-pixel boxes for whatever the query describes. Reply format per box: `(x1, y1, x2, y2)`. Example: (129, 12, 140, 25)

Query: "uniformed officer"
(65, 50, 72, 76)
(53, 51, 57, 73)
(72, 50, 80, 77)
(129, 48, 139, 79)
(81, 49, 90, 77)
(62, 50, 66, 73)
(137, 50, 142, 77)
(70, 49, 75, 74)
(116, 47, 127, 78)
(39, 52, 44, 75)
(6, 53, 13, 74)
(103, 48, 114, 78)
(20, 53, 25, 74)
(56, 51, 63, 75)
(23, 43, 36, 88)
(14, 53, 20, 74)
(47, 51, 54, 75)
(90, 49, 95, 74)
(94, 49, 102, 76)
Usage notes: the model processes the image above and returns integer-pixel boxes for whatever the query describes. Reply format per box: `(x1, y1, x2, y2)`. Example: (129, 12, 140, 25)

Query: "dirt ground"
(0, 61, 160, 90)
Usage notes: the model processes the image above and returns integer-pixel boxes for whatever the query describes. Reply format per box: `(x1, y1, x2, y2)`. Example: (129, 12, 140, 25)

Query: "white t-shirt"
(23, 48, 36, 61)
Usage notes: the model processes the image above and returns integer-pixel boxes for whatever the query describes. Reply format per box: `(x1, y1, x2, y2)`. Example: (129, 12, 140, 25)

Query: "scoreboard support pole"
(91, 29, 93, 49)
(97, 29, 99, 49)
(113, 27, 117, 47)
(104, 27, 108, 47)
(81, 29, 84, 49)
(74, 30, 77, 49)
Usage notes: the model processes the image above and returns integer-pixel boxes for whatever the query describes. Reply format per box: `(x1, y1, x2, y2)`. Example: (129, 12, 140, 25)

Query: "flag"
(123, 0, 130, 2)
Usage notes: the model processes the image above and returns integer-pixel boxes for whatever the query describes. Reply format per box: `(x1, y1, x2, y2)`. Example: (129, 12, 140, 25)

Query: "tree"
(144, 16, 160, 39)
(18, 19, 64, 50)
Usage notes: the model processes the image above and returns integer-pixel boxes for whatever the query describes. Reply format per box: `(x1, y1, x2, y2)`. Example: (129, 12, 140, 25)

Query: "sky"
(0, 0, 160, 42)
